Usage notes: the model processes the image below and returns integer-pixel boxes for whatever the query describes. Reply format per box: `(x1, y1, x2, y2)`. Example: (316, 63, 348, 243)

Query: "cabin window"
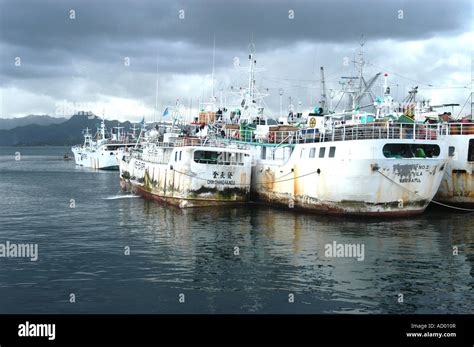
(261, 146, 267, 159)
(383, 144, 440, 158)
(309, 148, 316, 158)
(329, 147, 336, 158)
(179, 151, 182, 161)
(194, 150, 244, 165)
(319, 147, 326, 158)
(300, 148, 306, 158)
(448, 146, 455, 157)
(468, 139, 474, 161)
(174, 151, 177, 161)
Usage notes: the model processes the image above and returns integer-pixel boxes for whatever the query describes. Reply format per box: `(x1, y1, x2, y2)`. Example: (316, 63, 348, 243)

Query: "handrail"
(223, 122, 445, 144)
(441, 122, 474, 136)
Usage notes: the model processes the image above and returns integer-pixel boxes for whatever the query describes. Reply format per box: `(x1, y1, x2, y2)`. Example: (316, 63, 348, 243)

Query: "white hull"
(72, 146, 119, 170)
(240, 137, 448, 216)
(119, 144, 252, 207)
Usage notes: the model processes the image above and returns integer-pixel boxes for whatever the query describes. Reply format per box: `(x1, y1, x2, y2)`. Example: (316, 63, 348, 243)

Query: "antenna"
(247, 43, 256, 106)
(211, 35, 216, 101)
(279, 88, 284, 117)
(154, 57, 159, 123)
(357, 36, 366, 94)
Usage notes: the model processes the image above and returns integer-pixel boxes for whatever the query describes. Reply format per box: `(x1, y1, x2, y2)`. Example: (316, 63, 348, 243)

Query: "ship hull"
(435, 134, 474, 207)
(72, 146, 119, 170)
(118, 146, 252, 208)
(247, 139, 448, 216)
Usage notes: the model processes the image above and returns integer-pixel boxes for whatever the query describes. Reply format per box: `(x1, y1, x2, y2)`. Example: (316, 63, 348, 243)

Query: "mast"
(100, 111, 106, 140)
(211, 35, 216, 103)
(154, 58, 159, 123)
(130, 124, 138, 138)
(234, 42, 270, 123)
(247, 44, 256, 106)
(83, 127, 91, 148)
(320, 67, 327, 113)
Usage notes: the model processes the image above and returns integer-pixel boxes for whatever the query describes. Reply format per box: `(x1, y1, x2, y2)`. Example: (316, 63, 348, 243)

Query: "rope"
(429, 199, 474, 211)
(376, 169, 474, 212)
(170, 166, 474, 212)
(171, 167, 319, 187)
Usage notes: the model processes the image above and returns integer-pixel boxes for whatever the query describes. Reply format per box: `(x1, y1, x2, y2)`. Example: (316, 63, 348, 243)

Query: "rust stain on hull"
(120, 177, 249, 208)
(251, 191, 429, 217)
(435, 168, 474, 206)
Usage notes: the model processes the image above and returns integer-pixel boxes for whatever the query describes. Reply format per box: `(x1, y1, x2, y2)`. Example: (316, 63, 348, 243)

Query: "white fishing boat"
(118, 124, 252, 207)
(72, 118, 135, 170)
(369, 75, 474, 208)
(217, 45, 449, 216)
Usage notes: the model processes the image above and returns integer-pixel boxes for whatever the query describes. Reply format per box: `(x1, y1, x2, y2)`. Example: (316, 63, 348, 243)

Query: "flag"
(162, 107, 169, 118)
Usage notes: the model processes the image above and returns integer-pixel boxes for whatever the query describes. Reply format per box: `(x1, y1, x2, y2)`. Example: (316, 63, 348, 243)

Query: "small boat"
(63, 153, 72, 161)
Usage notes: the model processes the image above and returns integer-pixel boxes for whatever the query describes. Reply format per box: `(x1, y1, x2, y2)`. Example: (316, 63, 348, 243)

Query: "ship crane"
(403, 86, 419, 104)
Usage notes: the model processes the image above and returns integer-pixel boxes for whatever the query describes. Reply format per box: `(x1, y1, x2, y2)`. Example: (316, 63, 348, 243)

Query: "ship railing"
(324, 123, 440, 142)
(223, 123, 441, 144)
(128, 138, 249, 164)
(223, 128, 297, 145)
(439, 122, 474, 136)
(139, 137, 229, 149)
(134, 151, 171, 165)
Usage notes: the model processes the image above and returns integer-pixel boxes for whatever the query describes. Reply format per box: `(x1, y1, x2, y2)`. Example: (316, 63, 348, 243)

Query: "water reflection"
(115, 199, 473, 313)
(0, 147, 472, 313)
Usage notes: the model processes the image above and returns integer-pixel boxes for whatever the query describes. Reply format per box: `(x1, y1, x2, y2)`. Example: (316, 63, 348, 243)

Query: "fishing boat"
(369, 75, 474, 208)
(215, 45, 449, 216)
(71, 118, 136, 170)
(118, 123, 252, 208)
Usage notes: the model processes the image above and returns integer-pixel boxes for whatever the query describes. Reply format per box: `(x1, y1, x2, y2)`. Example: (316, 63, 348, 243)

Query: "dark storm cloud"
(1, 0, 470, 71)
(0, 0, 469, 82)
(0, 0, 471, 117)
(1, 0, 470, 46)
(0, 0, 470, 57)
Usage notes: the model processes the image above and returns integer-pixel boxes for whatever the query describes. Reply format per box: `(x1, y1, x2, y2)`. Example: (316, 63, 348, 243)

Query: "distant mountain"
(0, 113, 134, 146)
(0, 115, 68, 130)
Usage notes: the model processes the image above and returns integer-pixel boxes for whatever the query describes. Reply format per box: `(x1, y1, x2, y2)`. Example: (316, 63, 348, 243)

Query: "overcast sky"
(0, 0, 472, 121)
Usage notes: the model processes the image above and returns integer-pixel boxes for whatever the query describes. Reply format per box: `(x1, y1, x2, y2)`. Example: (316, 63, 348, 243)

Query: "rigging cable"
(171, 167, 320, 187)
(375, 169, 474, 212)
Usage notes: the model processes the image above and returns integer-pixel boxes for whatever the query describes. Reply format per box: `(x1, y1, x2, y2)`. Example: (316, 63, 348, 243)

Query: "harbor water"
(0, 146, 472, 313)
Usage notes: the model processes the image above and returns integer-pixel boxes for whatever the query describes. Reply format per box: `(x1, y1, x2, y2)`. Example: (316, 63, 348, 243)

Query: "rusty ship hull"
(435, 126, 474, 207)
(119, 144, 252, 208)
(247, 137, 448, 216)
